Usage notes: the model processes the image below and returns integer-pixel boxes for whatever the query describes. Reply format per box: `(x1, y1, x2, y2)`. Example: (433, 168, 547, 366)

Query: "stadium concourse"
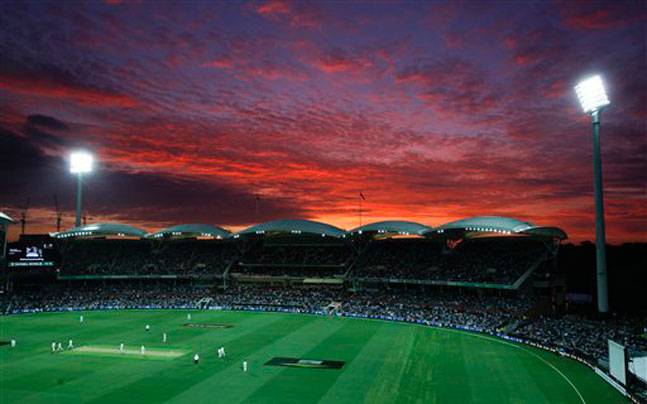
(2, 216, 646, 402)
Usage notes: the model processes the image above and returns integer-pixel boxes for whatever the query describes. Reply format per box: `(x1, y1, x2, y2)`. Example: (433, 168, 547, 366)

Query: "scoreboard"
(7, 236, 59, 268)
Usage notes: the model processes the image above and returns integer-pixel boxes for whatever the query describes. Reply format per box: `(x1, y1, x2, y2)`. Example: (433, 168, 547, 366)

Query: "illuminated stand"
(574, 75, 610, 313)
(69, 152, 94, 228)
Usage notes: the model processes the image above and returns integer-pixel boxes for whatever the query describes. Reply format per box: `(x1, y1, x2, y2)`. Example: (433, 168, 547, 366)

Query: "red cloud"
(313, 48, 373, 74)
(203, 57, 235, 69)
(513, 53, 537, 66)
(0, 74, 138, 108)
(396, 59, 500, 116)
(443, 32, 463, 49)
(561, 3, 646, 30)
(541, 79, 566, 99)
(254, 0, 323, 28)
(503, 35, 517, 49)
(256, 0, 291, 16)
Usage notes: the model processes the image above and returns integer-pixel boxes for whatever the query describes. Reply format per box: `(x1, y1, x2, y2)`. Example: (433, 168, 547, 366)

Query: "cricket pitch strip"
(65, 345, 188, 360)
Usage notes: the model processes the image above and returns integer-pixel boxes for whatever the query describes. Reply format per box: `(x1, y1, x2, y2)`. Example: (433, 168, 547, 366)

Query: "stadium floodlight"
(574, 74, 610, 313)
(69, 151, 94, 227)
(70, 151, 93, 174)
(575, 75, 610, 114)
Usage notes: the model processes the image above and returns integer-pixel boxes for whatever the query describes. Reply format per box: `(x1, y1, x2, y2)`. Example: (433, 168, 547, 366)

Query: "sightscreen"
(608, 339, 627, 385)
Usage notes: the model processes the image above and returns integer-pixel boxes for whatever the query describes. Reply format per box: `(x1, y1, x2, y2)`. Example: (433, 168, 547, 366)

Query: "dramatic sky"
(1, 0, 645, 243)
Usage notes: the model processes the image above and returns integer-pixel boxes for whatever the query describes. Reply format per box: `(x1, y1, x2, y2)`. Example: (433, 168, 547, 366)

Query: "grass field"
(0, 310, 627, 404)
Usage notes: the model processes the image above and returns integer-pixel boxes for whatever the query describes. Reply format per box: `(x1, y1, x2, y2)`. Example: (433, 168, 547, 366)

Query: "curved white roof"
(349, 220, 432, 236)
(54, 223, 148, 239)
(0, 211, 14, 225)
(147, 224, 230, 239)
(236, 219, 346, 238)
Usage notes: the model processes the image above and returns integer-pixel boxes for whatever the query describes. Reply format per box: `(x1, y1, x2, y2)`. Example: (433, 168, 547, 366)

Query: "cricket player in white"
(187, 313, 191, 320)
(243, 360, 248, 372)
(217, 348, 222, 358)
(145, 324, 150, 332)
(120, 343, 124, 353)
(10, 339, 16, 348)
(193, 353, 199, 364)
(57, 342, 63, 351)
(221, 347, 226, 358)
(80, 315, 84, 323)
(163, 333, 167, 343)
(51, 341, 56, 353)
(68, 339, 73, 349)
(140, 345, 145, 355)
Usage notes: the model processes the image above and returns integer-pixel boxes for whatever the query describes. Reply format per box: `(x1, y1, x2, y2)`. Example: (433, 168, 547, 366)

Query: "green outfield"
(0, 310, 626, 404)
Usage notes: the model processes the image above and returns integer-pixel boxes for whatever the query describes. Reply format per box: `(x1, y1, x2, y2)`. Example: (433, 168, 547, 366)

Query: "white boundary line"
(445, 330, 587, 404)
(230, 310, 590, 404)
(327, 315, 588, 404)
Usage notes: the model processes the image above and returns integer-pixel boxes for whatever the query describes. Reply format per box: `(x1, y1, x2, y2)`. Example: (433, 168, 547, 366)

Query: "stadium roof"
(235, 219, 346, 238)
(349, 220, 432, 236)
(435, 216, 567, 239)
(0, 211, 14, 225)
(53, 223, 148, 239)
(147, 224, 231, 239)
(45, 216, 565, 241)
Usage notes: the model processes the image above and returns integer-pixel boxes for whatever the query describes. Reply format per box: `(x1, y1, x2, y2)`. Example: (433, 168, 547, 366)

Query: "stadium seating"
(55, 236, 546, 285)
(352, 237, 546, 284)
(59, 239, 236, 277)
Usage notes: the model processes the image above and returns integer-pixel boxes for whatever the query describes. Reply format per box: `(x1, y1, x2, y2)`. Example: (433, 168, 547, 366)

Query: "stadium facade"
(50, 215, 567, 240)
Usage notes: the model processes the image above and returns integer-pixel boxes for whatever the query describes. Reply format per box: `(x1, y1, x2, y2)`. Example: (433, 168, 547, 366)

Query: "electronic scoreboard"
(7, 235, 59, 268)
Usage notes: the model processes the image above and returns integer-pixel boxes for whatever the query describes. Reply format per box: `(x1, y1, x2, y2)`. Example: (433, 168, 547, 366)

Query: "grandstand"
(37, 216, 565, 288)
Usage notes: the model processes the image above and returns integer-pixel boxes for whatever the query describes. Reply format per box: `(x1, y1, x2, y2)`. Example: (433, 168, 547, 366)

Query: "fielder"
(120, 343, 124, 353)
(51, 341, 56, 353)
(242, 360, 248, 372)
(145, 324, 150, 332)
(187, 313, 191, 320)
(68, 339, 74, 349)
(57, 342, 63, 352)
(163, 333, 167, 343)
(10, 339, 16, 348)
(140, 345, 146, 355)
(193, 353, 200, 364)
(79, 315, 84, 323)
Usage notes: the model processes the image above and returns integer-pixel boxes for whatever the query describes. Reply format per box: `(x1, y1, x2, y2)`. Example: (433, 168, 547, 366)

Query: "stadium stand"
(351, 237, 546, 285)
(58, 239, 236, 277)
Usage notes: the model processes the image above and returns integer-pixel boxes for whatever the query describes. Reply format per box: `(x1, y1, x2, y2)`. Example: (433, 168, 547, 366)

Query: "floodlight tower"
(69, 151, 94, 228)
(574, 75, 610, 313)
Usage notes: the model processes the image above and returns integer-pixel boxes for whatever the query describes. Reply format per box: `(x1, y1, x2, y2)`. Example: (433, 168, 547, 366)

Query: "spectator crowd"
(354, 238, 546, 285)
(5, 282, 644, 364)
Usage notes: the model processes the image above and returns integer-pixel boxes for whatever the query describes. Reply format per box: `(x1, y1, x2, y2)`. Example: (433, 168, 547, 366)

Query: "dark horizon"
(1, 1, 645, 243)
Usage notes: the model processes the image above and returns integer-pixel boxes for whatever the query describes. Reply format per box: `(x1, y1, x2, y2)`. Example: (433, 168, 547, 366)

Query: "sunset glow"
(1, 1, 645, 243)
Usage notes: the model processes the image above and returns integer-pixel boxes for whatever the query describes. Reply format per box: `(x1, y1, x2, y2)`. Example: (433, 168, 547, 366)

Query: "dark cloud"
(0, 125, 304, 227)
(26, 114, 69, 131)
